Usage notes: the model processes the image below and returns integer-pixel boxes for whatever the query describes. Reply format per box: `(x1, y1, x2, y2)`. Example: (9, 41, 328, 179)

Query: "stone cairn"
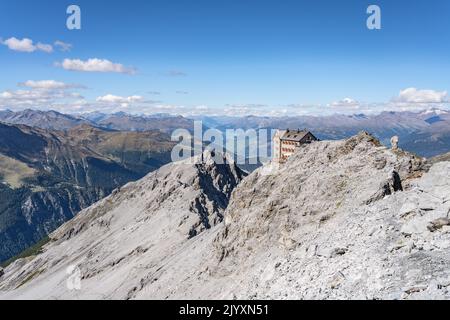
(391, 136, 399, 150)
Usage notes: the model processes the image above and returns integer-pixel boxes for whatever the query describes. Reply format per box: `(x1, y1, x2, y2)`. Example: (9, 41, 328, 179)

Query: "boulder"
(427, 218, 450, 232)
(391, 136, 399, 150)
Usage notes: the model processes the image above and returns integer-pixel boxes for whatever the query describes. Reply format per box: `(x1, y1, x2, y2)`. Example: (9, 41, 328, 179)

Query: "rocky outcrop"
(0, 122, 174, 264)
(0, 151, 245, 297)
(205, 133, 449, 300)
(1, 133, 450, 300)
(430, 151, 450, 164)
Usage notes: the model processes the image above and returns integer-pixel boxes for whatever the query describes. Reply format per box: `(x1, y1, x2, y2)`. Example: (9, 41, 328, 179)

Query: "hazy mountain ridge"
(1, 133, 450, 299)
(2, 108, 450, 157)
(0, 109, 95, 131)
(0, 109, 194, 134)
(194, 109, 450, 157)
(93, 113, 194, 133)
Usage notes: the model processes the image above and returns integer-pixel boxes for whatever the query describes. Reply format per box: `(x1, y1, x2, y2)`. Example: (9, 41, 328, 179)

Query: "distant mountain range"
(0, 109, 91, 131)
(1, 108, 450, 159)
(0, 109, 194, 134)
(192, 109, 450, 158)
(0, 122, 175, 264)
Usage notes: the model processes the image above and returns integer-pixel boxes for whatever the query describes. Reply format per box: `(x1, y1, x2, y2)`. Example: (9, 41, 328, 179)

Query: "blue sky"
(0, 0, 449, 116)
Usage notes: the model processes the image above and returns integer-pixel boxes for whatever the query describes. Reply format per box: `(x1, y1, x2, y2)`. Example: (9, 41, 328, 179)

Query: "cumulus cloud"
(96, 94, 144, 107)
(54, 41, 73, 52)
(1, 37, 53, 53)
(75, 96, 169, 114)
(395, 88, 448, 104)
(0, 80, 85, 110)
(2, 37, 35, 52)
(0, 91, 14, 99)
(0, 89, 82, 109)
(57, 58, 136, 74)
(0, 79, 166, 114)
(330, 98, 360, 108)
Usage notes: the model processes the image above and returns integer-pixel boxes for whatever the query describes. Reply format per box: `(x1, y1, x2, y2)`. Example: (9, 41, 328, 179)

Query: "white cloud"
(58, 58, 136, 74)
(96, 94, 144, 107)
(54, 41, 72, 52)
(36, 42, 53, 53)
(396, 88, 448, 104)
(2, 37, 35, 52)
(71, 96, 168, 114)
(330, 98, 361, 108)
(2, 81, 449, 117)
(0, 80, 85, 111)
(1, 37, 53, 53)
(0, 91, 14, 99)
(19, 80, 83, 90)
(0, 89, 81, 108)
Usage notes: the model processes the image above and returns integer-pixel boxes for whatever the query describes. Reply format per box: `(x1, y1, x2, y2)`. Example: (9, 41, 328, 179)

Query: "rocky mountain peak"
(0, 151, 246, 297)
(206, 133, 449, 299)
(215, 132, 425, 259)
(1, 134, 449, 300)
